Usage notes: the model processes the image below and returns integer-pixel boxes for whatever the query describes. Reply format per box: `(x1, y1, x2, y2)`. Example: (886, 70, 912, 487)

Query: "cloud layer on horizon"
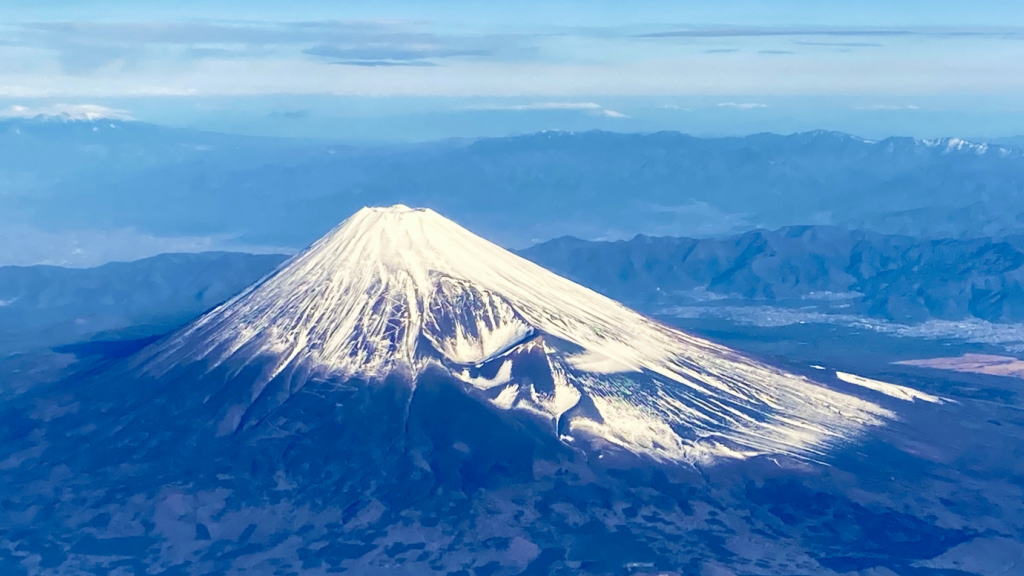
(0, 16, 1020, 99)
(0, 103, 132, 120)
(463, 101, 628, 118)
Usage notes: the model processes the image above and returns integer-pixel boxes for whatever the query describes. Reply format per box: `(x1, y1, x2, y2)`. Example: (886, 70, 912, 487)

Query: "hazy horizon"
(2, 1, 1023, 141)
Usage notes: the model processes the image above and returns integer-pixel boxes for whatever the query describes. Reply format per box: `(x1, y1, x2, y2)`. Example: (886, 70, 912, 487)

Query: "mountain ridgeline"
(523, 226, 1024, 323)
(3, 120, 1023, 261)
(0, 252, 287, 353)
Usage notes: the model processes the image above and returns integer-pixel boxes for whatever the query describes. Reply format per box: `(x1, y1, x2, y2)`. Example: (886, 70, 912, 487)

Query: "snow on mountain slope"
(140, 205, 892, 464)
(835, 371, 944, 404)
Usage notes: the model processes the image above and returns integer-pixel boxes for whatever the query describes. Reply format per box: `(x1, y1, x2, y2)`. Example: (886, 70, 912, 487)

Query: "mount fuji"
(136, 205, 888, 463)
(0, 206, 972, 575)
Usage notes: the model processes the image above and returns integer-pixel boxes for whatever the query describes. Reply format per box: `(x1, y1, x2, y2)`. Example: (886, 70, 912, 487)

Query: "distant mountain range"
(4, 119, 1024, 265)
(4, 225, 1024, 355)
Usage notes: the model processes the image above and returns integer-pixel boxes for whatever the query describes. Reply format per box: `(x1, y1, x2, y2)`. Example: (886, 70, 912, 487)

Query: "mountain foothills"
(524, 226, 1024, 323)
(3, 117, 1024, 264)
(1, 206, 1021, 575)
(0, 252, 285, 353)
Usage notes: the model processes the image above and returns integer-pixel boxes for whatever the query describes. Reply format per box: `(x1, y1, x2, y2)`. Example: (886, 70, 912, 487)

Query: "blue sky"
(1, 1, 1022, 139)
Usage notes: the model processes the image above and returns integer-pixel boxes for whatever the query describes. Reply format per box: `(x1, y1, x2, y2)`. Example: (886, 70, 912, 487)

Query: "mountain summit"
(138, 205, 887, 463)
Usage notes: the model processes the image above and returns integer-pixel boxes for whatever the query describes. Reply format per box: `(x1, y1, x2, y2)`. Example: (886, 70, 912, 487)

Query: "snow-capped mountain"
(137, 205, 888, 463)
(0, 206, 1000, 575)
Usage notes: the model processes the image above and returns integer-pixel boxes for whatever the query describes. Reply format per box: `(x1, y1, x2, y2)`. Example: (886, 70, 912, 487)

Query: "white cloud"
(2, 43, 1022, 99)
(0, 103, 133, 121)
(853, 104, 921, 111)
(465, 101, 628, 118)
(716, 102, 768, 110)
(468, 101, 601, 111)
